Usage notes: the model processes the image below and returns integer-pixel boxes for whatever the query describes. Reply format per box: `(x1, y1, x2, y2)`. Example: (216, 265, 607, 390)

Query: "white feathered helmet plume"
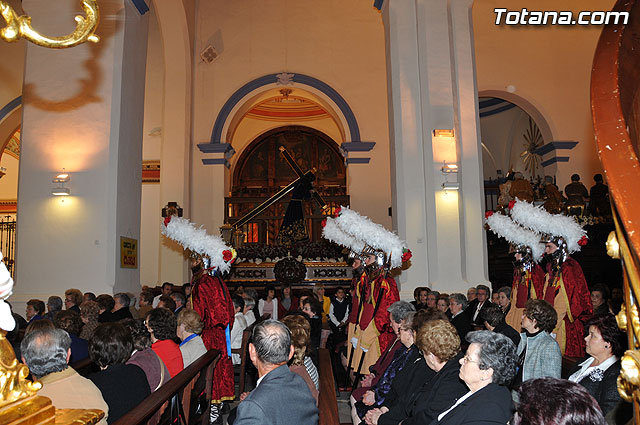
(508, 199, 588, 254)
(161, 216, 237, 273)
(485, 211, 544, 261)
(331, 206, 411, 269)
(321, 216, 366, 260)
(0, 252, 15, 331)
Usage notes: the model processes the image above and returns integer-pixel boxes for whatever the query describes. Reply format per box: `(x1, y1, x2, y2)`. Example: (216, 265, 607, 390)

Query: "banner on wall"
(120, 237, 138, 268)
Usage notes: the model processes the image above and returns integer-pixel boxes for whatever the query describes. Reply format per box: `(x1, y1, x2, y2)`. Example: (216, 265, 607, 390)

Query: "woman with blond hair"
(366, 319, 467, 425)
(177, 309, 207, 367)
(281, 314, 319, 404)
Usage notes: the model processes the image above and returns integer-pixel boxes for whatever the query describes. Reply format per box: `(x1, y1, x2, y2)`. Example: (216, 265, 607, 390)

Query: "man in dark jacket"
(232, 320, 318, 425)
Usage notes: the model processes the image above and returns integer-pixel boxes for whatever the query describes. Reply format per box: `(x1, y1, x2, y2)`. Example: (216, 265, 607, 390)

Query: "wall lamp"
(441, 161, 459, 174)
(51, 168, 70, 196)
(441, 182, 460, 191)
(433, 129, 454, 138)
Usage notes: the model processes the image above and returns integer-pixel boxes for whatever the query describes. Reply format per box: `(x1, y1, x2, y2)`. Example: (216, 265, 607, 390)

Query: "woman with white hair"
(434, 331, 517, 424)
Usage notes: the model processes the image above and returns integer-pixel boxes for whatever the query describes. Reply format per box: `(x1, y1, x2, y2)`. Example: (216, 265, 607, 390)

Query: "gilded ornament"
(0, 0, 99, 48)
(618, 350, 640, 403)
(0, 330, 41, 409)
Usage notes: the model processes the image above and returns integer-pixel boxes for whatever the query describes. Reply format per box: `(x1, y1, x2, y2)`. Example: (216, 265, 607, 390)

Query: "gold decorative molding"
(0, 0, 99, 48)
(618, 350, 640, 403)
(142, 160, 160, 184)
(0, 331, 41, 409)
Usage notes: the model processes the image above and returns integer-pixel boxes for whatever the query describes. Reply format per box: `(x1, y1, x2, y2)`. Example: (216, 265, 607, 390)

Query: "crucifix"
(221, 146, 329, 246)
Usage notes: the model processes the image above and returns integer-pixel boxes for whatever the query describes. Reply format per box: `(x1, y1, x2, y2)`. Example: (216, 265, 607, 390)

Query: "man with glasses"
(467, 284, 493, 328)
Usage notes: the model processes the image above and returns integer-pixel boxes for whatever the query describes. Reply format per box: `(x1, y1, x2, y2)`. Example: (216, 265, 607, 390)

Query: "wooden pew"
(112, 349, 220, 425)
(317, 348, 339, 425)
(231, 324, 254, 396)
(231, 316, 266, 396)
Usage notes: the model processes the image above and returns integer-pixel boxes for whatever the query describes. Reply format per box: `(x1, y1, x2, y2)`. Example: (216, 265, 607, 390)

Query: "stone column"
(383, 0, 489, 298)
(155, 0, 192, 286)
(14, 0, 149, 306)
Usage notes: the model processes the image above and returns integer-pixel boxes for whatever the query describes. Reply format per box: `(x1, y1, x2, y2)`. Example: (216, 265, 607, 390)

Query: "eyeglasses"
(461, 355, 479, 364)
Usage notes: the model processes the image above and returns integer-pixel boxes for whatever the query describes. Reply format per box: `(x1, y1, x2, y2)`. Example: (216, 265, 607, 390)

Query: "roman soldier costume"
(485, 210, 545, 331)
(323, 207, 409, 378)
(161, 215, 237, 422)
(510, 199, 592, 357)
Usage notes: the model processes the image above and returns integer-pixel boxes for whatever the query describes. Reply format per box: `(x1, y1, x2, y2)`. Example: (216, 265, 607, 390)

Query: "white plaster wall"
(14, 0, 148, 312)
(190, 0, 391, 234)
(142, 6, 164, 161)
(473, 0, 614, 188)
(140, 4, 164, 287)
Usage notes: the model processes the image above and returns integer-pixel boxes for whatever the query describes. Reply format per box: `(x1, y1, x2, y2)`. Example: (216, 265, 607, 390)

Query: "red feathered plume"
(578, 235, 588, 246)
(485, 211, 494, 219)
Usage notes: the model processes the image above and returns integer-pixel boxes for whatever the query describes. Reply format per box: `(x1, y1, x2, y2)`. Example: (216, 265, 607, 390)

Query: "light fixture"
(441, 161, 459, 174)
(51, 168, 70, 196)
(442, 182, 460, 191)
(433, 129, 454, 138)
(51, 187, 70, 196)
(53, 169, 70, 183)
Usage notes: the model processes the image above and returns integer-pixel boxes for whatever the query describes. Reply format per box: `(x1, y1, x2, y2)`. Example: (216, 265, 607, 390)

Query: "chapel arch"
(227, 125, 348, 244)
(478, 90, 557, 182)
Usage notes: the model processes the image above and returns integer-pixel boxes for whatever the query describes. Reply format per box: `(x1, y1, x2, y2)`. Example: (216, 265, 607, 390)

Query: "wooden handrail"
(317, 348, 339, 425)
(591, 0, 640, 259)
(592, 1, 640, 420)
(112, 349, 220, 425)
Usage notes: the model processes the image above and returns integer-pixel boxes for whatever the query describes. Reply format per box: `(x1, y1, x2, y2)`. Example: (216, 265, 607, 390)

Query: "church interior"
(2, 0, 640, 422)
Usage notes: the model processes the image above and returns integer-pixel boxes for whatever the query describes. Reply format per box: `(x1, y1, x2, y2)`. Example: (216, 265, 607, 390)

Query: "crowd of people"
(6, 271, 630, 425)
(2, 201, 632, 425)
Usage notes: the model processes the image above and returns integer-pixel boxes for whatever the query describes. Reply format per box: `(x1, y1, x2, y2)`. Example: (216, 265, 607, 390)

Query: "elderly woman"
(513, 377, 606, 425)
(496, 286, 512, 316)
(590, 284, 612, 317)
(366, 319, 467, 425)
(435, 331, 517, 424)
(515, 299, 561, 391)
(121, 318, 170, 391)
(351, 301, 415, 405)
(79, 301, 101, 340)
(146, 308, 184, 378)
(64, 288, 83, 314)
(177, 308, 207, 367)
(281, 314, 319, 403)
(568, 314, 631, 420)
(243, 295, 257, 326)
(88, 323, 151, 423)
(352, 312, 428, 424)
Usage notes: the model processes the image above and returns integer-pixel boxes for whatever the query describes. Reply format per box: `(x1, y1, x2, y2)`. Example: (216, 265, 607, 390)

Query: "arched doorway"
(226, 125, 348, 244)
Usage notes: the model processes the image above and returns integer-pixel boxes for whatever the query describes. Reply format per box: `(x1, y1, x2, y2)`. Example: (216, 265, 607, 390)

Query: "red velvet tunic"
(192, 271, 235, 403)
(544, 257, 593, 357)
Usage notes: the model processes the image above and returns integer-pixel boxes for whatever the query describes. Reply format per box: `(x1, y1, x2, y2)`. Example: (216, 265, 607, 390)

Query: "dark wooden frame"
(112, 349, 220, 425)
